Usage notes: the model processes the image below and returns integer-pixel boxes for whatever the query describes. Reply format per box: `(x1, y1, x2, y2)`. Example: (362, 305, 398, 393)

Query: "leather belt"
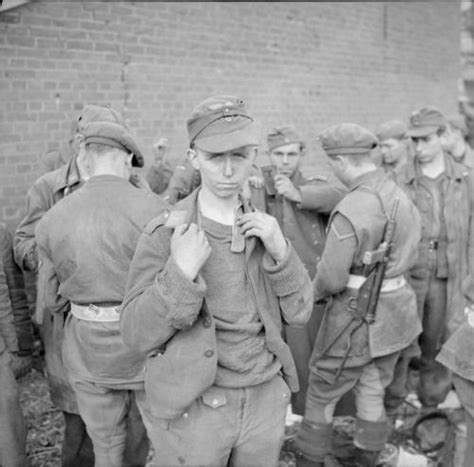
(346, 274, 406, 292)
(70, 303, 121, 322)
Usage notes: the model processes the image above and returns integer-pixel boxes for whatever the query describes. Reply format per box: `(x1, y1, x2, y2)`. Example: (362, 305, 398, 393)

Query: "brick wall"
(0, 1, 461, 225)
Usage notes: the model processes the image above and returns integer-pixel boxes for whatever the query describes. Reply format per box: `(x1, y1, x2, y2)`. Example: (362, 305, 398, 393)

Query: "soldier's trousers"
(284, 302, 325, 415)
(0, 352, 27, 467)
(68, 376, 149, 467)
(452, 375, 474, 467)
(137, 375, 290, 466)
(295, 351, 399, 462)
(409, 251, 451, 407)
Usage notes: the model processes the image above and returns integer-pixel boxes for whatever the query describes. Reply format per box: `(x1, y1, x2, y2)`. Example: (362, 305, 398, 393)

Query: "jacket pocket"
(144, 314, 217, 420)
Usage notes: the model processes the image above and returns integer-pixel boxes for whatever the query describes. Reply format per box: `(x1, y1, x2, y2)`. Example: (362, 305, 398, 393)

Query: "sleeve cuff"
(262, 242, 308, 296)
(297, 186, 313, 210)
(154, 255, 206, 329)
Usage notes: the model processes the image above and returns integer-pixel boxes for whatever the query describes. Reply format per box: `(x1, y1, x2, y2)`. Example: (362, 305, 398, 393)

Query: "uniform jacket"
(0, 223, 33, 354)
(36, 175, 168, 384)
(313, 169, 422, 361)
(251, 168, 347, 278)
(437, 320, 474, 382)
(0, 228, 19, 356)
(162, 158, 201, 205)
(397, 155, 474, 335)
(121, 189, 313, 419)
(146, 160, 174, 195)
(14, 158, 82, 272)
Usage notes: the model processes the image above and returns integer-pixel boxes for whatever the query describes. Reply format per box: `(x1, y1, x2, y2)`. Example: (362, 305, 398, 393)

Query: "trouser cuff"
(353, 418, 390, 452)
(294, 420, 332, 462)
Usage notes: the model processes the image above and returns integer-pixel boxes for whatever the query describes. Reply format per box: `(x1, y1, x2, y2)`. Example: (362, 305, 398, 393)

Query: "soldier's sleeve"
(121, 213, 206, 355)
(0, 254, 19, 353)
(0, 224, 33, 353)
(14, 179, 53, 272)
(313, 212, 357, 300)
(298, 168, 347, 213)
(35, 218, 68, 322)
(262, 242, 313, 328)
(463, 169, 474, 305)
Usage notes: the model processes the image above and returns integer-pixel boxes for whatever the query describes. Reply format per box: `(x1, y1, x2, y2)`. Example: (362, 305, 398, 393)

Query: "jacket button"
(203, 319, 211, 328)
(204, 349, 214, 358)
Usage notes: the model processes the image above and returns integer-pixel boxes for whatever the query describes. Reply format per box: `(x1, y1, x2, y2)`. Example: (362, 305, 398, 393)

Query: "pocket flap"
(201, 387, 227, 409)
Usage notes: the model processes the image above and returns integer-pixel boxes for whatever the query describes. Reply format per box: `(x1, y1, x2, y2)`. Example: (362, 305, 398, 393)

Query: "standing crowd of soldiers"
(1, 96, 473, 467)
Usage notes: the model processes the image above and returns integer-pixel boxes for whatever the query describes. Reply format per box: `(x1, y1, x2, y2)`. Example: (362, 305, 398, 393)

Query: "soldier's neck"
(420, 151, 445, 179)
(198, 187, 239, 225)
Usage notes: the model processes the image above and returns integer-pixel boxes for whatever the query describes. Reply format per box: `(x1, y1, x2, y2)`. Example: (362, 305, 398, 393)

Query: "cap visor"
(407, 126, 439, 138)
(195, 124, 259, 153)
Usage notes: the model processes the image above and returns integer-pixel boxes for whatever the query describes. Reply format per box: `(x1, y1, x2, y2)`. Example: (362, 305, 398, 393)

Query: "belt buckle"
(88, 304, 101, 316)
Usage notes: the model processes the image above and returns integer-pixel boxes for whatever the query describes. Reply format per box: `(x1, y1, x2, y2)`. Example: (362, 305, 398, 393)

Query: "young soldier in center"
(294, 123, 421, 466)
(250, 126, 346, 415)
(121, 95, 313, 466)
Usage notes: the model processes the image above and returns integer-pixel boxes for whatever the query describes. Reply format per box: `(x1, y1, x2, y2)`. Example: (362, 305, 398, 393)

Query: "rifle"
(313, 197, 401, 383)
(357, 197, 400, 324)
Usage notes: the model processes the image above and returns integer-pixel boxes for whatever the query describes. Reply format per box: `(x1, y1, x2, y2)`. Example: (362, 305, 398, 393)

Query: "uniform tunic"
(36, 175, 168, 384)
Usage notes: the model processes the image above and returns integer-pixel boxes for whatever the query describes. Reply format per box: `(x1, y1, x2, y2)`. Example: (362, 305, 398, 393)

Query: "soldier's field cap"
(407, 107, 446, 138)
(267, 126, 304, 152)
(83, 121, 144, 167)
(71, 104, 124, 137)
(375, 120, 407, 142)
(447, 114, 468, 136)
(319, 123, 378, 156)
(187, 95, 258, 153)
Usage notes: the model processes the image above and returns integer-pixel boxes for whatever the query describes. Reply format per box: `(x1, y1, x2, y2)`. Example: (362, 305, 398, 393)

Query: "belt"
(346, 274, 406, 292)
(70, 303, 121, 322)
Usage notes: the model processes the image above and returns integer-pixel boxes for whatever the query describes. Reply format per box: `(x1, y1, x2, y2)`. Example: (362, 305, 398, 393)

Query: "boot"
(294, 420, 332, 467)
(354, 448, 380, 467)
(294, 451, 324, 467)
(353, 418, 389, 466)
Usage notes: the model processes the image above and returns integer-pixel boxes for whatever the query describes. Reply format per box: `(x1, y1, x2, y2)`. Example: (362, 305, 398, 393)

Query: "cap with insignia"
(70, 104, 125, 137)
(374, 120, 407, 142)
(407, 106, 446, 138)
(319, 123, 378, 156)
(83, 121, 144, 167)
(267, 126, 304, 152)
(447, 114, 468, 136)
(186, 95, 258, 153)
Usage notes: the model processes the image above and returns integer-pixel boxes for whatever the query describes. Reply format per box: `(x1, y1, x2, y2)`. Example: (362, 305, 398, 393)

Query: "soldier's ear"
(187, 148, 199, 170)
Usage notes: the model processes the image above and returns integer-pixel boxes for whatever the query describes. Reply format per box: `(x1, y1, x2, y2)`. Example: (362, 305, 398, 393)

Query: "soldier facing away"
(35, 120, 168, 466)
(294, 123, 422, 466)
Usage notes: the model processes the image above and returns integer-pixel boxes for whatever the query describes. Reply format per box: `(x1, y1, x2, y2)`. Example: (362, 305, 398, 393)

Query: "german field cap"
(187, 95, 258, 153)
(319, 123, 378, 156)
(267, 126, 304, 152)
(83, 121, 144, 167)
(71, 104, 124, 137)
(447, 114, 468, 136)
(407, 107, 446, 137)
(375, 120, 407, 142)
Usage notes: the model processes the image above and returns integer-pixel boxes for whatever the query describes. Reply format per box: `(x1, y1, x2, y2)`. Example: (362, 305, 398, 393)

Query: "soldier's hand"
(247, 175, 265, 189)
(274, 174, 302, 203)
(129, 173, 152, 191)
(171, 223, 211, 281)
(24, 248, 39, 272)
(237, 212, 288, 263)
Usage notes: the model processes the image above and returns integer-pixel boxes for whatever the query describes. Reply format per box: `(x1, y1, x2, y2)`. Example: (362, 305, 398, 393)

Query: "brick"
(66, 40, 93, 51)
(7, 36, 35, 47)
